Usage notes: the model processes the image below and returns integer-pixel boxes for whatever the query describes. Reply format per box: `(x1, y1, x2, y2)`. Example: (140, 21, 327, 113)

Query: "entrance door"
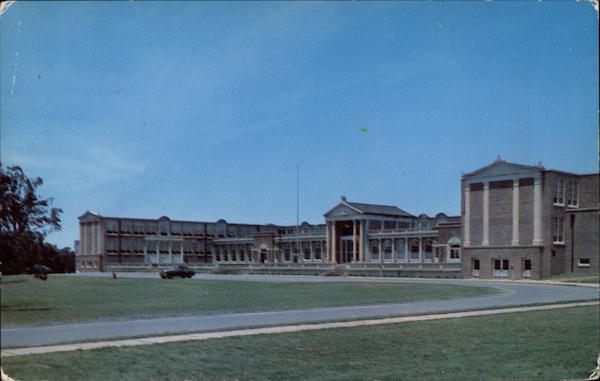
(338, 239, 354, 263)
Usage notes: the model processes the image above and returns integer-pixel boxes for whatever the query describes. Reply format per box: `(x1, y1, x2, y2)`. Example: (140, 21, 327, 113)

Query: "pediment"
(79, 211, 102, 221)
(323, 203, 362, 218)
(463, 160, 542, 180)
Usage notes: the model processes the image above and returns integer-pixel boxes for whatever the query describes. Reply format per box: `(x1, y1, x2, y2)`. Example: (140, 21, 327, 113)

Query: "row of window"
(106, 238, 214, 254)
(472, 259, 531, 278)
(80, 260, 98, 269)
(553, 178, 579, 207)
(104, 220, 270, 237)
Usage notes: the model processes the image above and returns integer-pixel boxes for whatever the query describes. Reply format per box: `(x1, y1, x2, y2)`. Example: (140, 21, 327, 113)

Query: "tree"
(0, 165, 68, 274)
(0, 165, 62, 236)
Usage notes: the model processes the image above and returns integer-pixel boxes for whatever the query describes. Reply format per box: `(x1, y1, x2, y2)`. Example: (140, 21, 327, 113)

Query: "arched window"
(395, 239, 406, 261)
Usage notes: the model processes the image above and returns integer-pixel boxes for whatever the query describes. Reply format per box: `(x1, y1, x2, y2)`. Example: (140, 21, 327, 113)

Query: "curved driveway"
(2, 273, 597, 347)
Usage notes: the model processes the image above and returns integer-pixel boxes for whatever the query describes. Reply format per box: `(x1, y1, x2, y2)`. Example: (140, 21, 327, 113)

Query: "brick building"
(76, 158, 598, 279)
(76, 198, 458, 273)
(461, 158, 599, 280)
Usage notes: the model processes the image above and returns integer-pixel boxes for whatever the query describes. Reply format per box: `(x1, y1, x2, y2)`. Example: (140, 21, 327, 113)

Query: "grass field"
(0, 275, 498, 326)
(2, 306, 597, 381)
(551, 272, 599, 284)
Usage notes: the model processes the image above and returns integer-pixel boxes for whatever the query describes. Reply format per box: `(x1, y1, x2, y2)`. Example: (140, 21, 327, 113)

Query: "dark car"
(32, 264, 51, 281)
(160, 264, 195, 279)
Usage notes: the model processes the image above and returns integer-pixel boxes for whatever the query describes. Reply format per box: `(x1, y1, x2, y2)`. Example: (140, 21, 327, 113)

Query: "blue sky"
(1, 1, 597, 249)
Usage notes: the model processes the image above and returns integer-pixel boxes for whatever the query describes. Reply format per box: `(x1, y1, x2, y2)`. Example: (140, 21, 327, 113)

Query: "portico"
(323, 196, 441, 264)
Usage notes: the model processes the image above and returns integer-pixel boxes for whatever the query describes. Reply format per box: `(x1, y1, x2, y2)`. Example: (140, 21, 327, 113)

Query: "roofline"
(347, 201, 416, 218)
(462, 159, 543, 179)
(543, 169, 599, 177)
(79, 213, 318, 228)
(322, 201, 364, 217)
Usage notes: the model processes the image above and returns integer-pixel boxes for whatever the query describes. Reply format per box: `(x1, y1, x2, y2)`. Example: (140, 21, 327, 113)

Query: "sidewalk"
(2, 301, 597, 358)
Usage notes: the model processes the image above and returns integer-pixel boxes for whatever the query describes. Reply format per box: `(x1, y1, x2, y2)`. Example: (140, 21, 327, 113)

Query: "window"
(493, 259, 509, 278)
(395, 239, 406, 261)
(313, 242, 322, 260)
(423, 240, 433, 261)
(567, 180, 579, 207)
(553, 177, 564, 205)
(383, 221, 395, 230)
(419, 220, 430, 229)
(146, 241, 158, 253)
(552, 217, 565, 243)
(523, 259, 532, 278)
(397, 222, 409, 230)
(145, 222, 158, 235)
(193, 223, 204, 236)
(368, 220, 381, 231)
(106, 220, 118, 233)
(409, 240, 420, 261)
(383, 240, 393, 261)
(370, 241, 380, 262)
(159, 241, 169, 254)
(106, 238, 118, 253)
(473, 259, 480, 270)
(121, 220, 132, 234)
(578, 258, 590, 268)
(133, 221, 145, 234)
(450, 245, 461, 259)
(303, 243, 311, 260)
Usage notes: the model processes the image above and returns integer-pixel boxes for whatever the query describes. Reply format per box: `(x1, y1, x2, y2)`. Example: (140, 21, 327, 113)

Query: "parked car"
(32, 264, 51, 281)
(160, 265, 195, 279)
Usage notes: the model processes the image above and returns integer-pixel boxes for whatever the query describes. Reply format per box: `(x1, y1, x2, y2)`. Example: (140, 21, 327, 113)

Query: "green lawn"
(2, 306, 597, 381)
(0, 275, 498, 326)
(551, 272, 599, 284)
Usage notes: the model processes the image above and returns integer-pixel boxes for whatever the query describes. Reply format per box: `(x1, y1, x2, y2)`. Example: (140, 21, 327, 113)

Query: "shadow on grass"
(0, 279, 29, 284)
(1, 306, 52, 312)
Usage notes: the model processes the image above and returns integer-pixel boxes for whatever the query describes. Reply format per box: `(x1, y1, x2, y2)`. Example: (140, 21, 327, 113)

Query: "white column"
(325, 221, 330, 263)
(418, 238, 423, 263)
(81, 223, 86, 255)
(352, 220, 357, 262)
(464, 186, 471, 247)
(533, 178, 543, 245)
(482, 182, 490, 246)
(512, 180, 520, 246)
(331, 222, 337, 264)
(379, 239, 383, 263)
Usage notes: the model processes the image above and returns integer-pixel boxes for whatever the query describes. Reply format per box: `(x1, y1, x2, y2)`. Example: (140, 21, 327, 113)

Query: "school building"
(76, 158, 598, 279)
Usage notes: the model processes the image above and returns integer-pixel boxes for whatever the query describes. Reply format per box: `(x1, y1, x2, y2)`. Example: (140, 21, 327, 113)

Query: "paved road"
(2, 274, 598, 347)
